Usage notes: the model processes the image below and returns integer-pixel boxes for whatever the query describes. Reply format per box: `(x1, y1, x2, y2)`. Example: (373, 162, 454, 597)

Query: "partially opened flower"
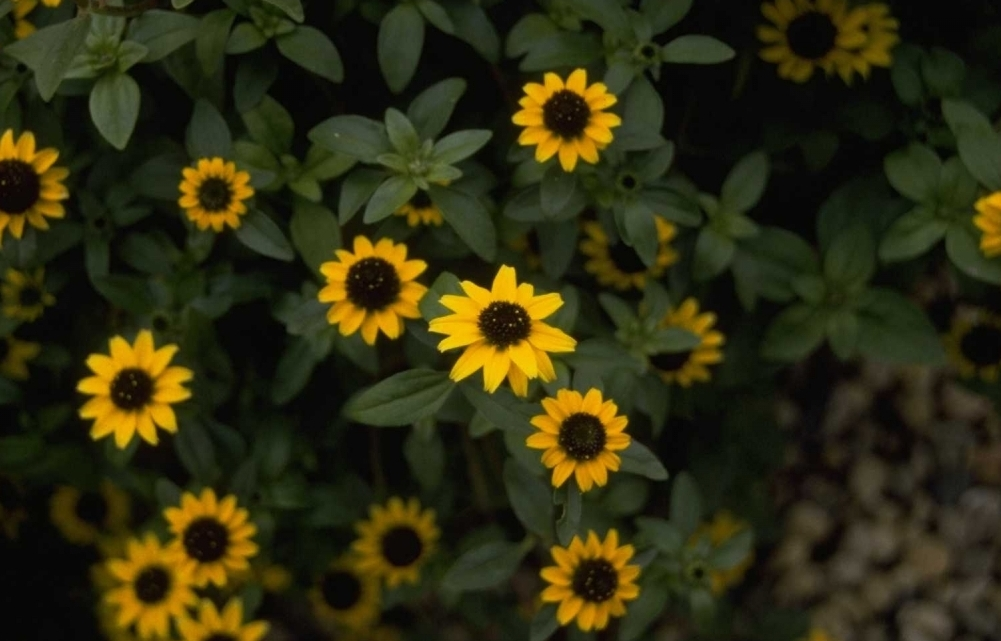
(512, 68, 621, 172)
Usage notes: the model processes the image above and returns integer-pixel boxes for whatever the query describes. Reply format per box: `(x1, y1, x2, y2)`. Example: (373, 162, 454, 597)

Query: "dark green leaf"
(174, 420, 220, 484)
(226, 22, 267, 54)
(692, 227, 735, 281)
(431, 129, 493, 165)
(555, 482, 582, 545)
(445, 1, 500, 63)
(619, 441, 669, 481)
(530, 604, 560, 641)
(234, 209, 295, 261)
(404, 427, 445, 492)
(290, 200, 341, 274)
(364, 175, 417, 223)
(309, 116, 390, 163)
(345, 369, 455, 427)
(441, 539, 530, 592)
(824, 224, 875, 287)
(127, 10, 200, 62)
(760, 303, 828, 362)
(884, 143, 941, 203)
(261, 0, 304, 21)
(338, 168, 388, 223)
(660, 34, 734, 64)
(429, 184, 497, 261)
(619, 582, 671, 641)
(5, 14, 92, 101)
(720, 150, 769, 212)
(407, 77, 466, 140)
(276, 26, 344, 83)
(540, 164, 577, 217)
(503, 459, 553, 540)
(271, 337, 319, 405)
(186, 99, 232, 159)
(415, 0, 454, 33)
(640, 0, 693, 35)
(668, 471, 702, 537)
(945, 225, 1001, 284)
(242, 95, 294, 154)
(878, 206, 947, 262)
(195, 9, 235, 76)
(635, 516, 684, 555)
(378, 3, 424, 93)
(855, 288, 946, 365)
(89, 72, 140, 150)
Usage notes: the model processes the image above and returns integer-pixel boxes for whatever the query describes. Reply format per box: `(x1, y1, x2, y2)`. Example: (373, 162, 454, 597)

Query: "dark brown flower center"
(785, 11, 837, 60)
(345, 257, 401, 311)
(685, 560, 708, 582)
(543, 89, 591, 140)
(607, 242, 647, 275)
(0, 159, 41, 214)
(321, 569, 362, 610)
(616, 172, 640, 193)
(380, 526, 423, 567)
(182, 517, 229, 562)
(960, 324, 1001, 367)
(205, 635, 237, 641)
(109, 368, 154, 411)
(75, 491, 108, 526)
(134, 566, 171, 604)
(571, 559, 618, 603)
(650, 350, 693, 373)
(409, 190, 433, 209)
(18, 285, 42, 307)
(197, 177, 234, 212)
(558, 412, 607, 461)
(478, 301, 532, 348)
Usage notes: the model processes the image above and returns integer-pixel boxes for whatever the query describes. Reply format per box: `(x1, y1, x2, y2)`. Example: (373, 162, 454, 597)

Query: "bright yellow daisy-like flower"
(163, 488, 259, 588)
(943, 309, 1001, 382)
(310, 556, 381, 630)
(512, 68, 622, 172)
(757, 0, 868, 84)
(579, 217, 678, 291)
(1, 267, 55, 321)
(842, 3, 899, 82)
(428, 264, 576, 397)
(49, 481, 131, 546)
(77, 330, 194, 449)
(973, 192, 1001, 258)
(687, 511, 754, 595)
(540, 529, 641, 632)
(0, 129, 69, 243)
(177, 598, 269, 641)
(0, 334, 40, 380)
(41, 0, 62, 6)
(394, 190, 444, 227)
(526, 388, 632, 492)
(104, 533, 198, 640)
(352, 497, 439, 588)
(650, 298, 725, 387)
(12, 0, 37, 40)
(318, 236, 428, 346)
(178, 157, 255, 232)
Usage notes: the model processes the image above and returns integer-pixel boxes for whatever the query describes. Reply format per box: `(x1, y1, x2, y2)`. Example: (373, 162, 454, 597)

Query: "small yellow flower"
(1, 268, 55, 321)
(512, 68, 621, 172)
(579, 217, 678, 291)
(12, 0, 38, 40)
(526, 388, 631, 492)
(687, 511, 754, 595)
(943, 308, 1001, 382)
(177, 598, 269, 641)
(394, 190, 444, 227)
(800, 629, 839, 641)
(649, 298, 725, 387)
(0, 334, 40, 380)
(352, 497, 439, 588)
(0, 129, 69, 243)
(310, 556, 381, 630)
(49, 481, 131, 546)
(428, 264, 576, 396)
(178, 157, 254, 232)
(318, 236, 428, 345)
(973, 192, 1001, 258)
(539, 529, 641, 632)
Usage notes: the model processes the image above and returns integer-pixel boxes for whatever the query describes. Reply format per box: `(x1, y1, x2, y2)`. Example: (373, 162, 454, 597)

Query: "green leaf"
(226, 23, 267, 55)
(598, 293, 638, 329)
(761, 304, 828, 362)
(127, 10, 200, 62)
(668, 471, 702, 537)
(827, 311, 859, 361)
(441, 539, 530, 593)
(415, 0, 454, 33)
(504, 459, 553, 540)
(540, 164, 577, 217)
(692, 227, 735, 281)
(407, 77, 466, 140)
(647, 327, 701, 353)
(195, 9, 235, 76)
(945, 225, 1001, 284)
(234, 55, 277, 112)
(309, 116, 390, 163)
(276, 26, 343, 83)
(364, 175, 417, 223)
(174, 420, 220, 484)
(938, 157, 980, 210)
(570, 0, 630, 36)
(92, 275, 155, 315)
(0, 435, 40, 468)
(955, 129, 1001, 191)
(884, 143, 942, 202)
(555, 482, 582, 546)
(619, 582, 671, 641)
(337, 168, 387, 224)
(635, 516, 684, 555)
(89, 72, 140, 150)
(234, 209, 294, 261)
(920, 47, 965, 97)
(619, 441, 669, 481)
(446, 1, 500, 63)
(429, 184, 497, 261)
(709, 528, 754, 570)
(640, 0, 693, 35)
(241, 95, 294, 154)
(345, 369, 455, 427)
(262, 0, 304, 21)
(720, 150, 769, 212)
(855, 288, 946, 365)
(824, 224, 875, 288)
(378, 3, 425, 93)
(878, 206, 947, 262)
(660, 34, 734, 64)
(506, 14, 557, 58)
(404, 427, 445, 493)
(431, 129, 493, 165)
(384, 107, 421, 155)
(290, 200, 340, 274)
(271, 337, 319, 405)
(941, 98, 994, 138)
(5, 14, 92, 101)
(186, 99, 232, 159)
(530, 604, 560, 641)
(519, 32, 603, 71)
(154, 478, 182, 507)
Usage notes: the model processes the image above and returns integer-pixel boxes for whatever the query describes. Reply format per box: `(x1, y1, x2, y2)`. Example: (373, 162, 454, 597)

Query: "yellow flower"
(800, 629, 839, 641)
(579, 217, 678, 291)
(973, 192, 1001, 258)
(177, 598, 269, 641)
(943, 309, 1001, 382)
(351, 497, 439, 588)
(394, 190, 443, 227)
(77, 330, 193, 449)
(649, 298, 725, 387)
(310, 556, 381, 630)
(12, 0, 37, 39)
(318, 236, 428, 345)
(539, 530, 640, 632)
(49, 481, 131, 546)
(526, 388, 631, 492)
(163, 488, 259, 588)
(104, 533, 198, 640)
(0, 334, 40, 380)
(257, 563, 293, 593)
(687, 511, 754, 595)
(178, 157, 254, 232)
(512, 68, 622, 172)
(427, 264, 576, 397)
(41, 0, 62, 6)
(841, 3, 899, 82)
(1, 267, 55, 321)
(757, 0, 868, 84)
(0, 129, 69, 243)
